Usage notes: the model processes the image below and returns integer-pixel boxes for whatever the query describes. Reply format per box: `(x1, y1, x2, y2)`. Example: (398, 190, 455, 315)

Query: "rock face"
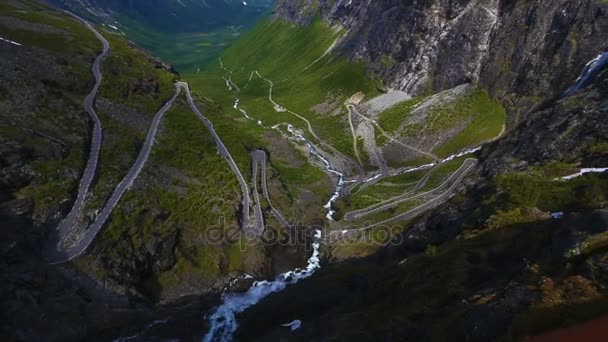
(481, 71, 608, 176)
(274, 0, 608, 122)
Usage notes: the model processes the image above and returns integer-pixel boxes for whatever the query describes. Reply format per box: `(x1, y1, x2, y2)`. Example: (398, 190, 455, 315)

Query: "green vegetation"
(374, 126, 389, 146)
(102, 100, 241, 241)
(496, 169, 608, 213)
(432, 89, 506, 157)
(342, 157, 468, 216)
(378, 96, 426, 133)
(189, 18, 381, 161)
(485, 207, 547, 229)
(0, 2, 98, 53)
(16, 149, 86, 221)
(579, 231, 608, 256)
(475, 162, 608, 233)
(1, 1, 98, 220)
(272, 159, 326, 196)
(114, 17, 243, 73)
(418, 157, 467, 191)
(375, 87, 505, 168)
(271, 190, 608, 341)
(81, 25, 179, 215)
(99, 100, 249, 293)
(332, 223, 406, 259)
(342, 172, 424, 212)
(357, 199, 423, 225)
(380, 54, 398, 68)
(99, 33, 177, 113)
(589, 142, 608, 155)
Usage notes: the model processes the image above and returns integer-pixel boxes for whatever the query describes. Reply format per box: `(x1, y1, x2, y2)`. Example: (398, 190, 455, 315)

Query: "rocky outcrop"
(480, 0, 608, 124)
(481, 67, 608, 176)
(274, 0, 608, 124)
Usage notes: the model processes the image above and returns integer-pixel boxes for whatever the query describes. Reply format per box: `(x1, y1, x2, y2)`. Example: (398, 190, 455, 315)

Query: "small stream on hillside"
(284, 124, 345, 221)
(116, 46, 608, 342)
(232, 93, 345, 220)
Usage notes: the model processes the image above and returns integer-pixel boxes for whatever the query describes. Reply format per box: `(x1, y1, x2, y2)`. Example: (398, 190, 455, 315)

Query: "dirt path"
(348, 104, 441, 162)
(346, 103, 363, 166)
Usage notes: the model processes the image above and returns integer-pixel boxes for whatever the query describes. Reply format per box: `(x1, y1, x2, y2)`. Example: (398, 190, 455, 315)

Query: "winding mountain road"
(251, 149, 292, 229)
(250, 150, 266, 236)
(49, 13, 108, 259)
(344, 158, 475, 221)
(47, 81, 256, 263)
(254, 70, 365, 179)
(181, 82, 253, 234)
(44, 19, 255, 261)
(331, 158, 477, 240)
(46, 85, 182, 264)
(346, 104, 363, 166)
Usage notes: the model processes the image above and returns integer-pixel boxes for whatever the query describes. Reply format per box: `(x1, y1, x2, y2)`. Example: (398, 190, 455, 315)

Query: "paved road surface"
(46, 85, 182, 263)
(47, 81, 258, 262)
(252, 150, 292, 230)
(250, 150, 266, 235)
(180, 82, 252, 233)
(344, 158, 476, 221)
(331, 158, 477, 240)
(49, 12, 108, 257)
(346, 103, 363, 166)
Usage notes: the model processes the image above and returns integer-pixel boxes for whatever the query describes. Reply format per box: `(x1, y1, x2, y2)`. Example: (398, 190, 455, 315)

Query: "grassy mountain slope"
(189, 18, 381, 161)
(46, 0, 274, 73)
(0, 0, 248, 309)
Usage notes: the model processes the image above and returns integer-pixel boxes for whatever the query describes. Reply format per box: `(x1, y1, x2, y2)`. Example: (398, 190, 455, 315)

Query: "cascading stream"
(285, 125, 345, 221)
(202, 230, 322, 342)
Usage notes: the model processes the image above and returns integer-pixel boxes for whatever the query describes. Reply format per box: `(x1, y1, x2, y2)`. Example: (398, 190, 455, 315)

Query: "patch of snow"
(564, 51, 608, 97)
(281, 320, 302, 331)
(556, 168, 608, 181)
(0, 36, 22, 46)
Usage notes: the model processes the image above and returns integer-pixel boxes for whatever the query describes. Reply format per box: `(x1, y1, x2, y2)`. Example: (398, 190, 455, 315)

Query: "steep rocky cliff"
(274, 0, 608, 123)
